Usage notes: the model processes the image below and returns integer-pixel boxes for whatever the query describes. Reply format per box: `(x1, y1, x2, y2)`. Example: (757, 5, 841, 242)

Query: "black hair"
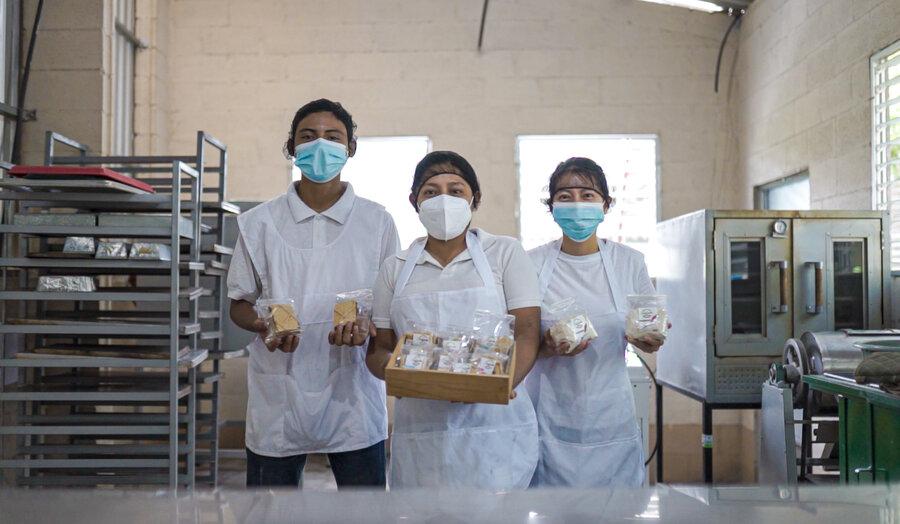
(282, 98, 357, 158)
(410, 151, 481, 210)
(543, 157, 611, 210)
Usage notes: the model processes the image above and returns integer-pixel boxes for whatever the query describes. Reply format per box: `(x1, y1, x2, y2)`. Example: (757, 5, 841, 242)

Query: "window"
(0, 0, 19, 163)
(872, 39, 900, 270)
(516, 135, 659, 261)
(113, 0, 137, 155)
(292, 136, 431, 248)
(754, 171, 810, 210)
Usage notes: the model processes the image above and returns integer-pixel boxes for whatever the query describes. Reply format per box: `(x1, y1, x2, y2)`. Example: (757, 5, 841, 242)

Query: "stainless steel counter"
(0, 485, 897, 524)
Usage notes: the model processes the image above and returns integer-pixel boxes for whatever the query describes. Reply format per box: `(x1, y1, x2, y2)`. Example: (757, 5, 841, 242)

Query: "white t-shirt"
(227, 182, 401, 302)
(373, 228, 541, 329)
(528, 239, 656, 308)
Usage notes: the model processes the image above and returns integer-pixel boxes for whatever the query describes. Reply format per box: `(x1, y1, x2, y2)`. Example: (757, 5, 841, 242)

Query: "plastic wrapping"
(333, 288, 373, 333)
(625, 294, 668, 342)
(395, 311, 516, 375)
(546, 298, 598, 352)
(62, 236, 96, 254)
(402, 346, 433, 370)
(96, 241, 129, 259)
(129, 242, 172, 261)
(256, 298, 303, 345)
(37, 276, 97, 292)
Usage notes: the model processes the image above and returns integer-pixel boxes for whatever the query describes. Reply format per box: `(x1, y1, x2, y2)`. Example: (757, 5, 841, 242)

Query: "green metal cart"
(803, 374, 900, 484)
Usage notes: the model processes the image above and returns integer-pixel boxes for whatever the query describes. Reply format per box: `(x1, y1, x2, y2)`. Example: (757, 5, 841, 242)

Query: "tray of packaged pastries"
(385, 311, 516, 405)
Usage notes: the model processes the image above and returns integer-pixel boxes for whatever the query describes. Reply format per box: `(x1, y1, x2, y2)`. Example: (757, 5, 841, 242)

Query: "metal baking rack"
(0, 130, 239, 490)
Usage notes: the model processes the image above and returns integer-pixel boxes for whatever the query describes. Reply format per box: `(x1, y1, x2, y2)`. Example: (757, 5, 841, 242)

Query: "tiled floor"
(219, 455, 338, 491)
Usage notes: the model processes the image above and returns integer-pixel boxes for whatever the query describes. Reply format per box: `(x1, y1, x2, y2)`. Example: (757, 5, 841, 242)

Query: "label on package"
(637, 307, 658, 323)
(403, 352, 428, 370)
(436, 354, 453, 372)
(411, 332, 432, 346)
(451, 361, 473, 374)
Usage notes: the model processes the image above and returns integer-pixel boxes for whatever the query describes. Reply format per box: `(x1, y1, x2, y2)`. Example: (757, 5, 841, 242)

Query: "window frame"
(0, 0, 20, 164)
(112, 0, 138, 156)
(871, 38, 900, 271)
(514, 133, 661, 253)
(753, 170, 810, 210)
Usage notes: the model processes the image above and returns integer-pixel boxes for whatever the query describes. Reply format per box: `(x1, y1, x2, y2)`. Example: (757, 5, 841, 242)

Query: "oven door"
(792, 218, 883, 334)
(714, 218, 792, 357)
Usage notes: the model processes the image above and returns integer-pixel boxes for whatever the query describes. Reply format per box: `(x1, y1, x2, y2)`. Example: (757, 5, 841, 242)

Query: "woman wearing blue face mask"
(227, 99, 401, 488)
(525, 157, 667, 488)
(366, 151, 542, 490)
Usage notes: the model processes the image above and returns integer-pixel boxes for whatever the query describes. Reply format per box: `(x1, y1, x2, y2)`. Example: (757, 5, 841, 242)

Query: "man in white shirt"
(227, 99, 400, 488)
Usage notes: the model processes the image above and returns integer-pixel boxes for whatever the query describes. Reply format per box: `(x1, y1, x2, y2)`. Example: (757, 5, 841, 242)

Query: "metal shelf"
(0, 130, 232, 490)
(0, 459, 169, 469)
(0, 224, 194, 239)
(0, 349, 208, 369)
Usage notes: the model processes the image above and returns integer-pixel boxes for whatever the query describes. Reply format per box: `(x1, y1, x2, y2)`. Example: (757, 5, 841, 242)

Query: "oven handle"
(770, 260, 789, 314)
(805, 261, 824, 314)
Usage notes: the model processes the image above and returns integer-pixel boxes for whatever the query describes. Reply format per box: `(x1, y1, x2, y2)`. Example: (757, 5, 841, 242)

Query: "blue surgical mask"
(293, 138, 348, 183)
(552, 202, 605, 242)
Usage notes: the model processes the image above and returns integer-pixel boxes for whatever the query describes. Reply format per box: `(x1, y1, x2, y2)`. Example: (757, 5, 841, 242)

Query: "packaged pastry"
(451, 359, 476, 374)
(403, 346, 432, 370)
(334, 288, 373, 333)
(36, 276, 97, 292)
(256, 298, 303, 345)
(626, 294, 668, 342)
(546, 298, 598, 352)
(63, 236, 96, 254)
(129, 242, 172, 261)
(95, 241, 129, 259)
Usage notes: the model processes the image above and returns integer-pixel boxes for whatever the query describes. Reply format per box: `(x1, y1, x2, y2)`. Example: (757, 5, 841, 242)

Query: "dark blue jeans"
(246, 440, 386, 489)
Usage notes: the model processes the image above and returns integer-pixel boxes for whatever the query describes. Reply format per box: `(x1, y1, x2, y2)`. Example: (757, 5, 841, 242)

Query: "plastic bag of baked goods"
(256, 298, 303, 345)
(546, 298, 598, 352)
(625, 294, 668, 342)
(333, 288, 373, 334)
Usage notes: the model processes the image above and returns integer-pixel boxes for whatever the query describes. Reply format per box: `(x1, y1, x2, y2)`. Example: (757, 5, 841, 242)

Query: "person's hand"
(539, 328, 590, 358)
(625, 322, 672, 354)
(253, 318, 300, 353)
(328, 321, 374, 347)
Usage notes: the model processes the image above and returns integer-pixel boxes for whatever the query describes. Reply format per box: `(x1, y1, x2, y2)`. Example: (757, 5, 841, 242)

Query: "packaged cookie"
(546, 298, 598, 352)
(334, 288, 373, 333)
(626, 294, 668, 342)
(256, 298, 303, 345)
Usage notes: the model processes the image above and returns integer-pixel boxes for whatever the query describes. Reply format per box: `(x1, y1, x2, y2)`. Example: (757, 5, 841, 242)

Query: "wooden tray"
(384, 334, 514, 405)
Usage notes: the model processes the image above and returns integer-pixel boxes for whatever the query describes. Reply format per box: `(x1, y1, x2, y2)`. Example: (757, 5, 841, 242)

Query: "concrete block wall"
(165, 0, 737, 223)
(728, 0, 900, 209)
(19, 0, 106, 162)
(163, 0, 757, 482)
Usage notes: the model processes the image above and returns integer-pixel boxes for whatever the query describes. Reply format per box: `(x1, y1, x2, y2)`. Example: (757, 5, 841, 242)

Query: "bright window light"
(636, 0, 724, 13)
(292, 136, 431, 249)
(517, 135, 659, 271)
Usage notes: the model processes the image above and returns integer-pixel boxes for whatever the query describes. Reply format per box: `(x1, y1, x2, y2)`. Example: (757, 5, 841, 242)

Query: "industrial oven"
(655, 210, 891, 407)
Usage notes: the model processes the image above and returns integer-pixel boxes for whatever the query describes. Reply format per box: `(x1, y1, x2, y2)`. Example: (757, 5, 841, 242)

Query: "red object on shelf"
(8, 165, 155, 194)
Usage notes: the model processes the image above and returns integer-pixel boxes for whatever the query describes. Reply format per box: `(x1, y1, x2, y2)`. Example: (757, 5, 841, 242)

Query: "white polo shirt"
(227, 182, 401, 302)
(373, 228, 541, 329)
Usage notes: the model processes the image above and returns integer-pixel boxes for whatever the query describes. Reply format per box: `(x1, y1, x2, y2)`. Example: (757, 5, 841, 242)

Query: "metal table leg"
(703, 402, 713, 483)
(656, 382, 663, 483)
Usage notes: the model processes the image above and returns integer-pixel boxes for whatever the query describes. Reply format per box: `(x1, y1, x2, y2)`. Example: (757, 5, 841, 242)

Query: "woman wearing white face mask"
(525, 157, 667, 488)
(366, 151, 542, 490)
(227, 99, 400, 488)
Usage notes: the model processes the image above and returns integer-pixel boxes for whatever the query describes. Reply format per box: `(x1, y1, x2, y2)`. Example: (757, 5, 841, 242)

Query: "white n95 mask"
(417, 194, 473, 241)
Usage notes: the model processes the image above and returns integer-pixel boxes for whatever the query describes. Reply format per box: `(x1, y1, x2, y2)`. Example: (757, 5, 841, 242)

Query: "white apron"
(388, 231, 539, 490)
(527, 239, 644, 487)
(238, 197, 387, 456)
